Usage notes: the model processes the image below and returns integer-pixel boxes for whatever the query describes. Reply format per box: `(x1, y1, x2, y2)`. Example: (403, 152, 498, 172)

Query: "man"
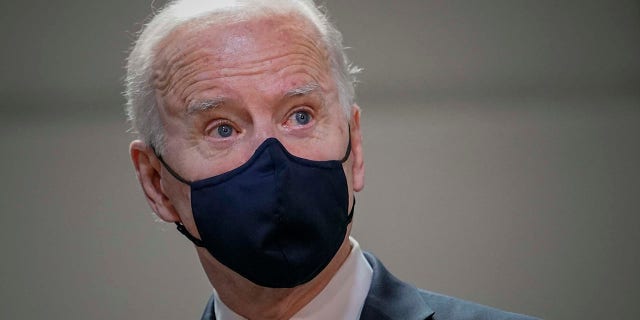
(125, 0, 539, 319)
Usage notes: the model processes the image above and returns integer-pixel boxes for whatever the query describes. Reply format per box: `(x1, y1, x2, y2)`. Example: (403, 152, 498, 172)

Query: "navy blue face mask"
(154, 135, 354, 288)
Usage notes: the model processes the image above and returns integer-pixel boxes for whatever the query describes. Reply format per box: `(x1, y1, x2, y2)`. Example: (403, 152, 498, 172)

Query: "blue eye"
(294, 111, 311, 125)
(217, 124, 234, 138)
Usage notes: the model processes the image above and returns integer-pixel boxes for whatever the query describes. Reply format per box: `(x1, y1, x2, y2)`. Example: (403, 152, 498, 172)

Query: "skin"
(129, 13, 365, 320)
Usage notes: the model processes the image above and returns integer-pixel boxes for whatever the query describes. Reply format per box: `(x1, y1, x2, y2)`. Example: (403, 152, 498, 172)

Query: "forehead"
(151, 13, 333, 109)
(160, 12, 323, 54)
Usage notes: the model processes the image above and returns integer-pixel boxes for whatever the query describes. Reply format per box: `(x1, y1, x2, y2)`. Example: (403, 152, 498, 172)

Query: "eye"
(206, 121, 236, 139)
(288, 110, 313, 126)
(216, 124, 234, 138)
(294, 111, 311, 125)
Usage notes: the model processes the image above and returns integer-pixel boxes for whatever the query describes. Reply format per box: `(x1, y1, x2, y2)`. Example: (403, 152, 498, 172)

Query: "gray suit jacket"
(201, 252, 540, 319)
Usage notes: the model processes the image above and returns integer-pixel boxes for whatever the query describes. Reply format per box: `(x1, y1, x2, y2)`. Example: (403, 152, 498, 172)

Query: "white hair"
(124, 0, 361, 154)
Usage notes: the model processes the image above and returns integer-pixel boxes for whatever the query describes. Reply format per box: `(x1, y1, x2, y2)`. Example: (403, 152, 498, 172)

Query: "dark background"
(1, 1, 639, 319)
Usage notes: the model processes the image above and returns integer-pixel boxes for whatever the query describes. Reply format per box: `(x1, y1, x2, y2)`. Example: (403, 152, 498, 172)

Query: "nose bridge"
(241, 83, 290, 152)
(253, 121, 276, 141)
(243, 122, 297, 166)
(250, 119, 278, 149)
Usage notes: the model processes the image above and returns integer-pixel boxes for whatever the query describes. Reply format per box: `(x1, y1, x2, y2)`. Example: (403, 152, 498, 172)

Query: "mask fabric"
(155, 137, 354, 288)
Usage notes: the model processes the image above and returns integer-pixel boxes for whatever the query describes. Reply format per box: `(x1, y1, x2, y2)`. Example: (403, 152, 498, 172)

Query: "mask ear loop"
(176, 222, 205, 247)
(340, 125, 352, 163)
(346, 197, 355, 224)
(339, 125, 356, 225)
(150, 145, 193, 185)
(150, 145, 204, 246)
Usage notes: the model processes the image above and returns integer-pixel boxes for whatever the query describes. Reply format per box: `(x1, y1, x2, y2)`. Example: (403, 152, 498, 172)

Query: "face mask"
(155, 136, 354, 288)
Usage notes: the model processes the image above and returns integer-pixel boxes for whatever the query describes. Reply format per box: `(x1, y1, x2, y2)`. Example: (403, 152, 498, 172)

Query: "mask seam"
(271, 145, 295, 284)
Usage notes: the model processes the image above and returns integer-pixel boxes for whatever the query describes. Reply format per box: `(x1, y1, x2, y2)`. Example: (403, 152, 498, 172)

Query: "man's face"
(139, 14, 364, 240)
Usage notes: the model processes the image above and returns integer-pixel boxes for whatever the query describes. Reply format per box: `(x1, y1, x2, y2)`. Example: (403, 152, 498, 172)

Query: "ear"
(349, 105, 365, 192)
(129, 140, 181, 222)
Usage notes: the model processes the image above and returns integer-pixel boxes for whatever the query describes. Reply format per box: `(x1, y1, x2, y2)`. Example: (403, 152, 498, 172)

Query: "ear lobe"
(129, 140, 180, 222)
(349, 105, 365, 192)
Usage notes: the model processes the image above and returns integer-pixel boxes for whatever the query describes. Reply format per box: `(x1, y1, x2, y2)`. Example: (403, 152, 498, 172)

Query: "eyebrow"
(186, 97, 226, 115)
(284, 82, 321, 98)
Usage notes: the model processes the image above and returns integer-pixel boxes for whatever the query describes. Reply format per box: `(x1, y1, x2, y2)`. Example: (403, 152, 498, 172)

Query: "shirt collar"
(213, 237, 373, 320)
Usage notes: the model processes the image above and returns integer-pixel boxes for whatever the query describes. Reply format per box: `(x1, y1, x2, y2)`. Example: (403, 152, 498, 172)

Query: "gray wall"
(1, 1, 639, 319)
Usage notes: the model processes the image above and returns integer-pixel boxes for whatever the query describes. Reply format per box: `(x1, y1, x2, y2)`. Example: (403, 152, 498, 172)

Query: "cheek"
(163, 178, 193, 218)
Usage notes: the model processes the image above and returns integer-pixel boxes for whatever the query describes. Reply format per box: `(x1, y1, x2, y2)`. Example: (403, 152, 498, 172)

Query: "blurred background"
(1, 0, 639, 319)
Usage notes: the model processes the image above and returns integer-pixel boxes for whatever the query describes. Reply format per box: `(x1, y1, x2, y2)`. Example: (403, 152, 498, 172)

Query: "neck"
(198, 235, 352, 320)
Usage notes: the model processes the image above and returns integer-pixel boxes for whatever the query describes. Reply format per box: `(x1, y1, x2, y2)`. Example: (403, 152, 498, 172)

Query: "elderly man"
(125, 0, 538, 319)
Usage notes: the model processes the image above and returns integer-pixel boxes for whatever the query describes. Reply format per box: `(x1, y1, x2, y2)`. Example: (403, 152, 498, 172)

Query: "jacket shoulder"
(418, 290, 540, 320)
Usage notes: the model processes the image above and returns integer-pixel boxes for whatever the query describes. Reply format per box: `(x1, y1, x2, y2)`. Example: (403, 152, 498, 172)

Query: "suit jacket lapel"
(201, 294, 215, 320)
(360, 252, 434, 320)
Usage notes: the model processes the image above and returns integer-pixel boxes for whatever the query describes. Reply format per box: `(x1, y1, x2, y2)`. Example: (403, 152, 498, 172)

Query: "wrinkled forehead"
(151, 12, 331, 79)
